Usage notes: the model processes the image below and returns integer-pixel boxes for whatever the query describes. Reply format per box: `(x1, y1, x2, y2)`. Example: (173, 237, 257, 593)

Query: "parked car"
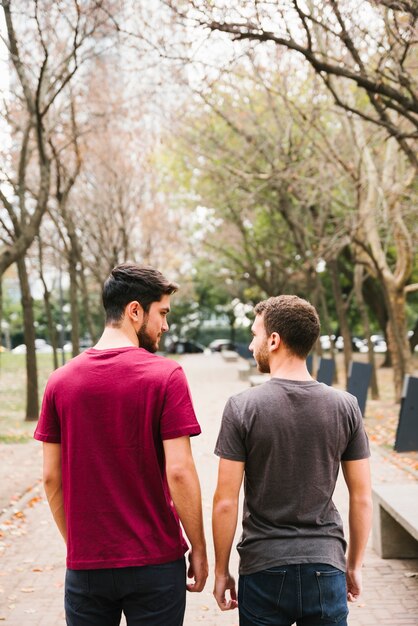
(35, 339, 53, 353)
(320, 335, 366, 352)
(11, 343, 27, 354)
(208, 339, 236, 352)
(166, 340, 206, 354)
(11, 339, 53, 354)
(359, 335, 387, 353)
(319, 335, 331, 351)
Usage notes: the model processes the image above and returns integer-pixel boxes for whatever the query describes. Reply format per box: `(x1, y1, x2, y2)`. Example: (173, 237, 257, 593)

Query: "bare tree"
(165, 0, 418, 169)
(0, 0, 121, 419)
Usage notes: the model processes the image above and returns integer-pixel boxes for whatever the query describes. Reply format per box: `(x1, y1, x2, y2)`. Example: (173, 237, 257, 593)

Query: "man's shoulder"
(138, 350, 182, 373)
(228, 383, 268, 408)
(230, 379, 358, 408)
(42, 351, 88, 393)
(317, 383, 358, 407)
(128, 351, 187, 385)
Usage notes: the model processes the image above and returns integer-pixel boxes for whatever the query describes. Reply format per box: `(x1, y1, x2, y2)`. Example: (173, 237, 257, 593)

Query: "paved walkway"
(0, 353, 417, 625)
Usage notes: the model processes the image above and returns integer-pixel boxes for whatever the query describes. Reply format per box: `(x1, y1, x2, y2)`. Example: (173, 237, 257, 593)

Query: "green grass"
(0, 350, 181, 442)
(0, 352, 58, 441)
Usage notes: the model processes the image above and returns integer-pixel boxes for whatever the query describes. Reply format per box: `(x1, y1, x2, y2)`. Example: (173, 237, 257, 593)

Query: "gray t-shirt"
(214, 377, 370, 575)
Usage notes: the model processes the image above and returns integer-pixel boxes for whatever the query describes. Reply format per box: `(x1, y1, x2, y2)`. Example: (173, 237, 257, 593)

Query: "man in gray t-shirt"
(212, 296, 372, 626)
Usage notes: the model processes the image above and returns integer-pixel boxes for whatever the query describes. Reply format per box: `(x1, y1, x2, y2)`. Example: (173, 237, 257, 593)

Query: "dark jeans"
(238, 563, 348, 626)
(65, 558, 186, 626)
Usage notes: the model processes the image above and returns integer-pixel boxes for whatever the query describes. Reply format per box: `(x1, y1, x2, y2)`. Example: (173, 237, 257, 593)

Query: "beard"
(137, 320, 159, 353)
(255, 342, 270, 374)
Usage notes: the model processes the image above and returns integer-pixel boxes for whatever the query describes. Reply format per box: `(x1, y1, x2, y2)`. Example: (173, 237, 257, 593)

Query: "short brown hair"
(254, 295, 320, 358)
(102, 263, 179, 324)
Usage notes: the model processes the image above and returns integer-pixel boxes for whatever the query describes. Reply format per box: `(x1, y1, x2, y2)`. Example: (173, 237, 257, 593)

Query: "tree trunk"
(42, 285, 59, 371)
(351, 124, 413, 402)
(328, 258, 352, 385)
(362, 276, 392, 367)
(68, 251, 80, 357)
(354, 265, 379, 399)
(38, 238, 59, 370)
(318, 281, 338, 382)
(79, 261, 97, 344)
(384, 283, 412, 401)
(17, 257, 39, 421)
(409, 318, 418, 353)
(0, 277, 2, 351)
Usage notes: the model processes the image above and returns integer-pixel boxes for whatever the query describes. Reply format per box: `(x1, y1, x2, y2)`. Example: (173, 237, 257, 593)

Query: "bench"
(238, 362, 251, 380)
(221, 350, 239, 363)
(238, 360, 259, 381)
(372, 483, 418, 558)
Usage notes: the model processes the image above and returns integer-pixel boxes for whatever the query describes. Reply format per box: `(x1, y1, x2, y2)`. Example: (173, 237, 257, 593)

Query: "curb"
(0, 479, 43, 524)
(370, 441, 418, 481)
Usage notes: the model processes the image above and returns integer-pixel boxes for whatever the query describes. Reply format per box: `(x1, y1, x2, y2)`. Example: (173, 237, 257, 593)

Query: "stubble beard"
(255, 343, 270, 374)
(137, 320, 159, 353)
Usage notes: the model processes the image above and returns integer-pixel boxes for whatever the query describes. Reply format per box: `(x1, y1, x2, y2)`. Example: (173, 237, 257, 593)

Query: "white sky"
(0, 10, 11, 160)
(0, 10, 9, 95)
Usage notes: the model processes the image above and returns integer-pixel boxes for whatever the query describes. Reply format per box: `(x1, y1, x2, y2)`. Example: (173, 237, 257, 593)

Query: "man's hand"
(346, 568, 362, 602)
(213, 573, 238, 610)
(187, 547, 208, 592)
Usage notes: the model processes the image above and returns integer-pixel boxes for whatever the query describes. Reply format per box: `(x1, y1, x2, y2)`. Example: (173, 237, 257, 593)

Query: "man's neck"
(269, 354, 313, 381)
(93, 326, 138, 350)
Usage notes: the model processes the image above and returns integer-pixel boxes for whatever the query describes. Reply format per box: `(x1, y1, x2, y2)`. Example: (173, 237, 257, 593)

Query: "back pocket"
(241, 569, 286, 618)
(315, 568, 348, 623)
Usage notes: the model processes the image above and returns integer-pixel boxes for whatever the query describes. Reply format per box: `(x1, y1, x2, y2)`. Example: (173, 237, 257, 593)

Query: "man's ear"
(269, 332, 281, 352)
(125, 300, 144, 324)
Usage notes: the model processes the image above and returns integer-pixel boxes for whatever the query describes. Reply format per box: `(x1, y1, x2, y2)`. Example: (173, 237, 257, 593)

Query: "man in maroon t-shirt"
(35, 263, 208, 626)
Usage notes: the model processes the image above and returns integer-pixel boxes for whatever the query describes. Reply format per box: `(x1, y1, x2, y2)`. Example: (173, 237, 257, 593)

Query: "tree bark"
(78, 261, 97, 344)
(383, 282, 412, 399)
(68, 250, 80, 357)
(328, 258, 352, 385)
(354, 264, 379, 399)
(352, 123, 413, 400)
(17, 257, 39, 421)
(38, 238, 59, 370)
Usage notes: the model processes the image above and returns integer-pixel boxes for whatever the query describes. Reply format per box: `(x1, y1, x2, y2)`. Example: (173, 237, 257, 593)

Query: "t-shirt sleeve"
(214, 396, 246, 462)
(160, 366, 201, 440)
(34, 380, 61, 443)
(341, 396, 371, 461)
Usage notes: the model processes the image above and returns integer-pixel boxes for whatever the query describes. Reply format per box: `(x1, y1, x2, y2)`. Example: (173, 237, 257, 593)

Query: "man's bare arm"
(43, 442, 67, 543)
(163, 436, 208, 592)
(212, 458, 244, 611)
(342, 458, 372, 602)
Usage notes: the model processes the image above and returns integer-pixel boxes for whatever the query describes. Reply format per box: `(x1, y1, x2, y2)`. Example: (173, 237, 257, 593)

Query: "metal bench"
(372, 483, 418, 558)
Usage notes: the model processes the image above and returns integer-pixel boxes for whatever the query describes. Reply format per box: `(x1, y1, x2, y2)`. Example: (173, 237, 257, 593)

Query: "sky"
(0, 10, 10, 141)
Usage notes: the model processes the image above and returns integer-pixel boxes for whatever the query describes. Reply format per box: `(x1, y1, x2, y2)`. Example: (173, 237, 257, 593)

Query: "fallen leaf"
(28, 497, 42, 508)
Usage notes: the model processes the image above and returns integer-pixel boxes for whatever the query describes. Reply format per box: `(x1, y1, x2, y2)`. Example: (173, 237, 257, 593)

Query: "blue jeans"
(238, 563, 348, 626)
(65, 558, 186, 626)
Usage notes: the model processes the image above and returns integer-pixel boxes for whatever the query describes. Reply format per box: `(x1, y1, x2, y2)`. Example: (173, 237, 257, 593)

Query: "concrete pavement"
(0, 352, 417, 625)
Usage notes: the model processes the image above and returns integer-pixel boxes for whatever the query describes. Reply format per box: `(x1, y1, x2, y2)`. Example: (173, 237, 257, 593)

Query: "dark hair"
(102, 263, 179, 324)
(254, 295, 320, 358)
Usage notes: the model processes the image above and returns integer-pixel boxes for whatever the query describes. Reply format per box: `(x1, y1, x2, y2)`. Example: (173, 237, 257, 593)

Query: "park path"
(0, 352, 417, 625)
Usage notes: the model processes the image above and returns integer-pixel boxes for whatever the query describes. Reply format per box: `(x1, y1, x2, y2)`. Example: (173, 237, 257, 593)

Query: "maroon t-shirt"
(34, 347, 201, 570)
